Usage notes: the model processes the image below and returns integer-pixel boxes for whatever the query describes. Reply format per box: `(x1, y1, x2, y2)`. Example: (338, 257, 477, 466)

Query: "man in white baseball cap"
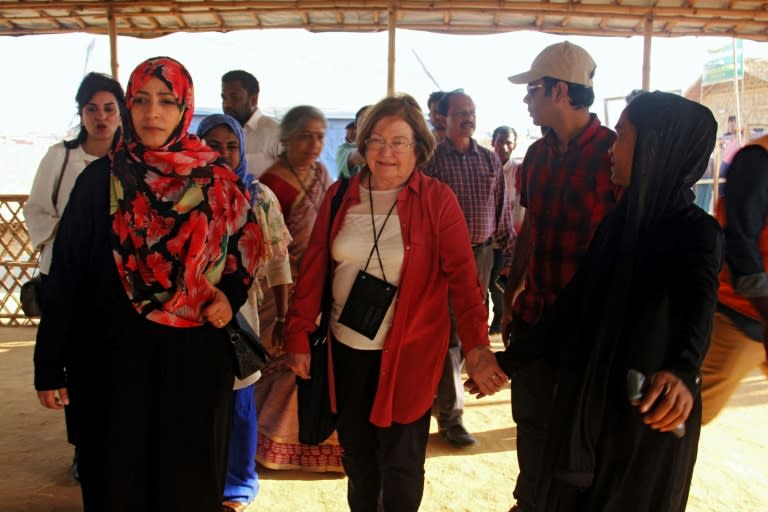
(494, 41, 620, 512)
(507, 40, 596, 87)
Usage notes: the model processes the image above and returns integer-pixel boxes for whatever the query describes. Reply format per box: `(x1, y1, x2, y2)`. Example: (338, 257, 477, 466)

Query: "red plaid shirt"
(513, 114, 619, 324)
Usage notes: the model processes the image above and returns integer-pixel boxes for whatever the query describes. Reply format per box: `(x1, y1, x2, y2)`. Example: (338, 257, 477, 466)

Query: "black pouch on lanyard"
(337, 270, 397, 340)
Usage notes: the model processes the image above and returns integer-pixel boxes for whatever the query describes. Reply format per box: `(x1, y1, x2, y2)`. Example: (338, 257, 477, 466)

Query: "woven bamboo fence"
(0, 195, 38, 326)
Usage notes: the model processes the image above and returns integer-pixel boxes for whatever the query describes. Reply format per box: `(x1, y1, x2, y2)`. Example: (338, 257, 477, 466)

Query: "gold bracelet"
(275, 316, 286, 323)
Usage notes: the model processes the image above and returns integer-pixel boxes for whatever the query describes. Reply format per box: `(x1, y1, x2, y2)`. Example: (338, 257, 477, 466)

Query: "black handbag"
(226, 313, 270, 380)
(298, 328, 336, 445)
(297, 178, 349, 445)
(20, 275, 43, 317)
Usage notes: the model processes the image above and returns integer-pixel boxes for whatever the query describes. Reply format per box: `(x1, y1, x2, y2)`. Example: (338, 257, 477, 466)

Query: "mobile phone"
(626, 369, 685, 439)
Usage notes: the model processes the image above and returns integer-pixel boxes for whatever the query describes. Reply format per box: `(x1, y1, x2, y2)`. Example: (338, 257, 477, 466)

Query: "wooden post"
(732, 39, 743, 145)
(387, 4, 396, 96)
(108, 4, 118, 81)
(642, 18, 652, 90)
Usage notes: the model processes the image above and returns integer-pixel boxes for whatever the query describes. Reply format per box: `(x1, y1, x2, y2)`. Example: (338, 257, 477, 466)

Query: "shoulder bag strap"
(51, 146, 71, 210)
(317, 178, 350, 331)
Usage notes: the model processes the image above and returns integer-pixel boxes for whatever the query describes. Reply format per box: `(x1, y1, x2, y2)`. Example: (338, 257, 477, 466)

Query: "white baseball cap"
(508, 41, 596, 88)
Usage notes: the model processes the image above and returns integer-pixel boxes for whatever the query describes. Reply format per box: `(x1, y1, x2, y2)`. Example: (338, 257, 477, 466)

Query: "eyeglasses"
(366, 137, 414, 154)
(526, 83, 544, 96)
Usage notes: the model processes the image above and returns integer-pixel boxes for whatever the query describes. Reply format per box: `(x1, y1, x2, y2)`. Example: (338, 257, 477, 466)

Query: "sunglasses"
(526, 83, 544, 96)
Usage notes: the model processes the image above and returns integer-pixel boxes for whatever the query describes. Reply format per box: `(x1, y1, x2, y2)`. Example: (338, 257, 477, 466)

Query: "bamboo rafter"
(1, 0, 768, 40)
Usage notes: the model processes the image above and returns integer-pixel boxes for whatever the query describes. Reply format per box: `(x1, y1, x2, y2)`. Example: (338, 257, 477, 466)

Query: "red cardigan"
(285, 170, 489, 427)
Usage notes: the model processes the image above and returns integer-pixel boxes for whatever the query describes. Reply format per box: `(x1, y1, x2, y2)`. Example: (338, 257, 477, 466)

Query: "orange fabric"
(715, 203, 768, 322)
(716, 135, 768, 320)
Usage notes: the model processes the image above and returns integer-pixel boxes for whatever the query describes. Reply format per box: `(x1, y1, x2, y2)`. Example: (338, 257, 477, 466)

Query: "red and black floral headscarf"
(110, 56, 262, 327)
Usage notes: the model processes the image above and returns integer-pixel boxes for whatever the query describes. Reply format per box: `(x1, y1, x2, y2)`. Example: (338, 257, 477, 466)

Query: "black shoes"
(71, 446, 80, 482)
(439, 424, 477, 447)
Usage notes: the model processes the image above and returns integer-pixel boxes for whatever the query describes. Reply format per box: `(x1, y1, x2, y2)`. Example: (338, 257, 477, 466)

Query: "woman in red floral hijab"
(34, 57, 261, 512)
(112, 56, 261, 326)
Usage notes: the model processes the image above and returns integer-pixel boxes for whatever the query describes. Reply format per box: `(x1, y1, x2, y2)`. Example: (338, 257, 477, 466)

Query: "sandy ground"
(1, 326, 766, 512)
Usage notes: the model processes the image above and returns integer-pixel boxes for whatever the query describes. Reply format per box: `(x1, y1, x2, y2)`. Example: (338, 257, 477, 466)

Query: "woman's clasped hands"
(464, 345, 508, 398)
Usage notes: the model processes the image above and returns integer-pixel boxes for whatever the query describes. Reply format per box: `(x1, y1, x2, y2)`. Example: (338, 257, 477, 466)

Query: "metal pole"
(642, 18, 652, 90)
(387, 4, 396, 96)
(108, 4, 118, 81)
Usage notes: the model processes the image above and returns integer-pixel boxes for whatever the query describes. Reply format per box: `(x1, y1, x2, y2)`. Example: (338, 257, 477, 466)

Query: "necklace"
(285, 156, 320, 210)
(285, 158, 312, 193)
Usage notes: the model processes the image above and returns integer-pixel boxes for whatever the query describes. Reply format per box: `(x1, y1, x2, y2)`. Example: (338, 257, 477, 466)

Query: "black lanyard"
(364, 173, 399, 283)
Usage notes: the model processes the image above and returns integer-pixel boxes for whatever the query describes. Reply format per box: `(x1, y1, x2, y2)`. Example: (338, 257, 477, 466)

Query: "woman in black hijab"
(534, 92, 724, 511)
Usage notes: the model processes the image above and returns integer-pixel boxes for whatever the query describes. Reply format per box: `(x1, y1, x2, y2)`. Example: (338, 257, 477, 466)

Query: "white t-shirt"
(243, 109, 282, 178)
(330, 185, 404, 350)
(503, 158, 525, 231)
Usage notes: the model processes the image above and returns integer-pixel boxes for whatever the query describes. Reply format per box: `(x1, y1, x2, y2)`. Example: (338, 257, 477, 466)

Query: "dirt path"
(1, 327, 766, 511)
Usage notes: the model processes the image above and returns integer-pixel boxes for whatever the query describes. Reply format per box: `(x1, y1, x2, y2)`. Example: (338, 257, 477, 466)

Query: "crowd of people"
(25, 39, 766, 512)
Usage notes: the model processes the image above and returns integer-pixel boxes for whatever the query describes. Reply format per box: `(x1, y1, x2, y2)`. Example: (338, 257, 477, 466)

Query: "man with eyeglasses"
(496, 41, 619, 512)
(422, 90, 516, 448)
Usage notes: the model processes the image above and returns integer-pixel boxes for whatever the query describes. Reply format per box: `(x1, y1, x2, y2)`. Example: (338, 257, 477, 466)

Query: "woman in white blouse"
(23, 71, 123, 480)
(24, 72, 124, 285)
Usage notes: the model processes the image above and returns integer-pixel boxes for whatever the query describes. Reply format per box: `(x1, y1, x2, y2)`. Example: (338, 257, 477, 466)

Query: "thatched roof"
(685, 57, 768, 100)
(2, 0, 768, 41)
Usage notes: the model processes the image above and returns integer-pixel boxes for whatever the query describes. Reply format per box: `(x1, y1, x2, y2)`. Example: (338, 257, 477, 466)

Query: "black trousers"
(508, 317, 557, 511)
(488, 248, 505, 328)
(333, 340, 431, 512)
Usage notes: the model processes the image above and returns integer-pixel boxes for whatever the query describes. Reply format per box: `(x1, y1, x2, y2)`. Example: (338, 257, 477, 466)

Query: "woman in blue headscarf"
(197, 114, 292, 512)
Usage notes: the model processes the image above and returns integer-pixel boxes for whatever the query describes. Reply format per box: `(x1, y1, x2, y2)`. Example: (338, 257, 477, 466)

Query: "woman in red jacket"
(284, 94, 506, 512)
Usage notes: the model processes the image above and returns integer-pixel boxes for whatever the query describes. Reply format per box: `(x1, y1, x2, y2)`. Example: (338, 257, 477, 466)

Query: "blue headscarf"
(196, 113, 259, 201)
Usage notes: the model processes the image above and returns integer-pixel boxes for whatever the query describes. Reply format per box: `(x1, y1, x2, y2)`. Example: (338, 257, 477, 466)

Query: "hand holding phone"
(626, 369, 685, 439)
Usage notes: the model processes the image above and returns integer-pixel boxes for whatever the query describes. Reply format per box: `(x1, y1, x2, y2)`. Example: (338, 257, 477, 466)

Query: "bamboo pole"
(0, 0, 768, 20)
(387, 3, 396, 96)
(732, 39, 743, 145)
(108, 4, 118, 80)
(642, 18, 652, 90)
(3, 22, 767, 42)
(3, 1, 768, 24)
(4, 12, 767, 30)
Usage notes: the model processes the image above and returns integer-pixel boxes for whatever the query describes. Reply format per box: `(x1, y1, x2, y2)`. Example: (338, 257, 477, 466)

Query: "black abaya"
(535, 92, 724, 512)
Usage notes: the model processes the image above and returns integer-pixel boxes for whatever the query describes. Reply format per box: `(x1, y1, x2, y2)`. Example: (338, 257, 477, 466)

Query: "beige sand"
(1, 327, 765, 511)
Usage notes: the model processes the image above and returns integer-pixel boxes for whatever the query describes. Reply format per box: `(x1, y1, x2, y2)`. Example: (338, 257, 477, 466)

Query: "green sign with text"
(703, 40, 744, 85)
